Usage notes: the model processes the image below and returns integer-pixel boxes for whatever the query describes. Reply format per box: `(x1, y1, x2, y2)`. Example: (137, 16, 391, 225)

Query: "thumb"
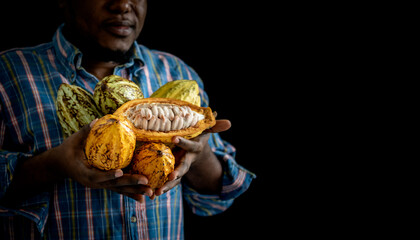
(205, 119, 231, 133)
(81, 118, 98, 136)
(84, 118, 99, 136)
(69, 118, 98, 144)
(89, 118, 99, 128)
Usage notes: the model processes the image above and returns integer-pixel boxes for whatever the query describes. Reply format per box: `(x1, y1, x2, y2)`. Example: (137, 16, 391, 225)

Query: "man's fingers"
(89, 119, 99, 128)
(172, 136, 203, 153)
(205, 119, 231, 133)
(65, 118, 98, 149)
(98, 173, 148, 187)
(108, 187, 151, 203)
(79, 118, 98, 138)
(108, 185, 154, 197)
(76, 165, 123, 185)
(155, 176, 182, 196)
(167, 155, 190, 183)
(126, 193, 145, 203)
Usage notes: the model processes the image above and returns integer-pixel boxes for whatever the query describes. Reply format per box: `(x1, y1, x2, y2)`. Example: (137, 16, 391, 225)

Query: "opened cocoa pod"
(114, 98, 215, 143)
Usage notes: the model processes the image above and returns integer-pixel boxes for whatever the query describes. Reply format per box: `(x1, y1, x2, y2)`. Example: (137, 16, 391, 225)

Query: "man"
(0, 0, 255, 239)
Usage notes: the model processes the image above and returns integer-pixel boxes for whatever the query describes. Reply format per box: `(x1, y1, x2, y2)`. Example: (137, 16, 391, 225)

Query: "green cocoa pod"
(93, 75, 144, 115)
(56, 83, 103, 137)
(150, 80, 201, 106)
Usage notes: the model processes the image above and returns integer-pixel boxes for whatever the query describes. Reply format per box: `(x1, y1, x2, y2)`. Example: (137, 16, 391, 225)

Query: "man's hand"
(54, 120, 154, 202)
(154, 119, 231, 197)
(3, 119, 153, 205)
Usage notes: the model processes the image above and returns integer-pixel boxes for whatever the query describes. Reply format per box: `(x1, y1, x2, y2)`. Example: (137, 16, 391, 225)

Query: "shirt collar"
(52, 24, 145, 79)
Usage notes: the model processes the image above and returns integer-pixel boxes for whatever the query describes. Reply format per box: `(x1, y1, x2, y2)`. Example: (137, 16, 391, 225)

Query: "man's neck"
(82, 60, 119, 80)
(62, 26, 135, 80)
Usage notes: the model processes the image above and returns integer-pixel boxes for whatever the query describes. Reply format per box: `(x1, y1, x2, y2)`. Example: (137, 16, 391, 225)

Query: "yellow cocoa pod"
(85, 114, 136, 170)
(150, 80, 201, 106)
(129, 142, 175, 189)
(114, 98, 215, 143)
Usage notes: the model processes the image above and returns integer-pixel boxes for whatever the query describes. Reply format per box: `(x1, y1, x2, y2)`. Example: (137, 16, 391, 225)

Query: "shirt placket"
(125, 197, 148, 239)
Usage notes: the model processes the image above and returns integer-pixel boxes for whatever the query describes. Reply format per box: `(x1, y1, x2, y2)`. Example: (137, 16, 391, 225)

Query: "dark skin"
(2, 0, 231, 204)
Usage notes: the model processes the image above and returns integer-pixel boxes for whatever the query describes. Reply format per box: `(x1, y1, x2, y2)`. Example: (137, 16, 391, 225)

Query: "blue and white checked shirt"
(0, 25, 255, 239)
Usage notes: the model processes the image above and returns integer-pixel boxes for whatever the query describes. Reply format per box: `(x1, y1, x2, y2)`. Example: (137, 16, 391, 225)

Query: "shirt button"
(130, 216, 137, 223)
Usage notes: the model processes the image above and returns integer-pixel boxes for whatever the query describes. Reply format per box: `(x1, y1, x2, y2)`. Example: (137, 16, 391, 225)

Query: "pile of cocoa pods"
(56, 75, 215, 189)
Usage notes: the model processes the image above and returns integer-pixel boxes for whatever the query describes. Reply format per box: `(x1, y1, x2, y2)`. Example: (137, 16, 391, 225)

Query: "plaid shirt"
(0, 25, 255, 240)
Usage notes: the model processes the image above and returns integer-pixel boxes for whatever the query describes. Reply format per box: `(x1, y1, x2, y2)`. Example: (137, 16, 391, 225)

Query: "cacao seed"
(125, 103, 204, 132)
(114, 98, 215, 143)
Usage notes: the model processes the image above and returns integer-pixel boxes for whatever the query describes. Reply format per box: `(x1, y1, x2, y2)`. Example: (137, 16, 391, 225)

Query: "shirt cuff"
(182, 185, 235, 216)
(219, 153, 256, 200)
(0, 192, 50, 234)
(0, 151, 50, 234)
(182, 147, 256, 216)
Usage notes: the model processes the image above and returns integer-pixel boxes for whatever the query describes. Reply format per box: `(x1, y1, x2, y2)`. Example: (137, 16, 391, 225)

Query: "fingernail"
(115, 170, 123, 178)
(137, 178, 148, 185)
(89, 119, 98, 128)
(157, 189, 166, 196)
(167, 173, 175, 181)
(173, 136, 180, 144)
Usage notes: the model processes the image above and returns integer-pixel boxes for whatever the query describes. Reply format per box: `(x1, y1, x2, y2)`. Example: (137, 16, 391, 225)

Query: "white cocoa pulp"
(124, 103, 204, 132)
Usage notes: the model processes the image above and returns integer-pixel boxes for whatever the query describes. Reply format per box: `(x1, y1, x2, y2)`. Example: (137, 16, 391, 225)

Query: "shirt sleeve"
(0, 150, 50, 234)
(0, 80, 50, 234)
(182, 132, 256, 216)
(178, 64, 255, 216)
(158, 53, 256, 216)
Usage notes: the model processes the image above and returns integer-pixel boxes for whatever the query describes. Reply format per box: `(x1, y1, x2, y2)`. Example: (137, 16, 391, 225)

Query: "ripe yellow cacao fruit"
(150, 80, 201, 106)
(129, 142, 175, 189)
(93, 75, 144, 115)
(114, 98, 216, 143)
(56, 83, 103, 137)
(84, 114, 136, 170)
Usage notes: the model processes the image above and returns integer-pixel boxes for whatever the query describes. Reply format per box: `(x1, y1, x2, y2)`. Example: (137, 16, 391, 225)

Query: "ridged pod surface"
(114, 98, 215, 143)
(129, 142, 175, 189)
(85, 114, 136, 170)
(93, 75, 144, 115)
(56, 83, 103, 137)
(150, 80, 201, 106)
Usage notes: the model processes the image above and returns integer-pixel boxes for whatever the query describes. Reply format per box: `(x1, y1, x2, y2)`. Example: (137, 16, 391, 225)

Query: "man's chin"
(88, 43, 136, 63)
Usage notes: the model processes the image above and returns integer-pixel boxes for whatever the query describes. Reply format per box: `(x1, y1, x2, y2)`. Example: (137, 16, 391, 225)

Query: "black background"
(0, 1, 279, 239)
(2, 1, 375, 239)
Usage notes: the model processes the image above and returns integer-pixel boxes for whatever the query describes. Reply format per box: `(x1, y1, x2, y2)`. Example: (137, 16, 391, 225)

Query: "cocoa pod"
(150, 80, 201, 106)
(114, 98, 216, 143)
(129, 142, 175, 189)
(56, 83, 102, 137)
(84, 114, 136, 170)
(93, 75, 144, 115)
